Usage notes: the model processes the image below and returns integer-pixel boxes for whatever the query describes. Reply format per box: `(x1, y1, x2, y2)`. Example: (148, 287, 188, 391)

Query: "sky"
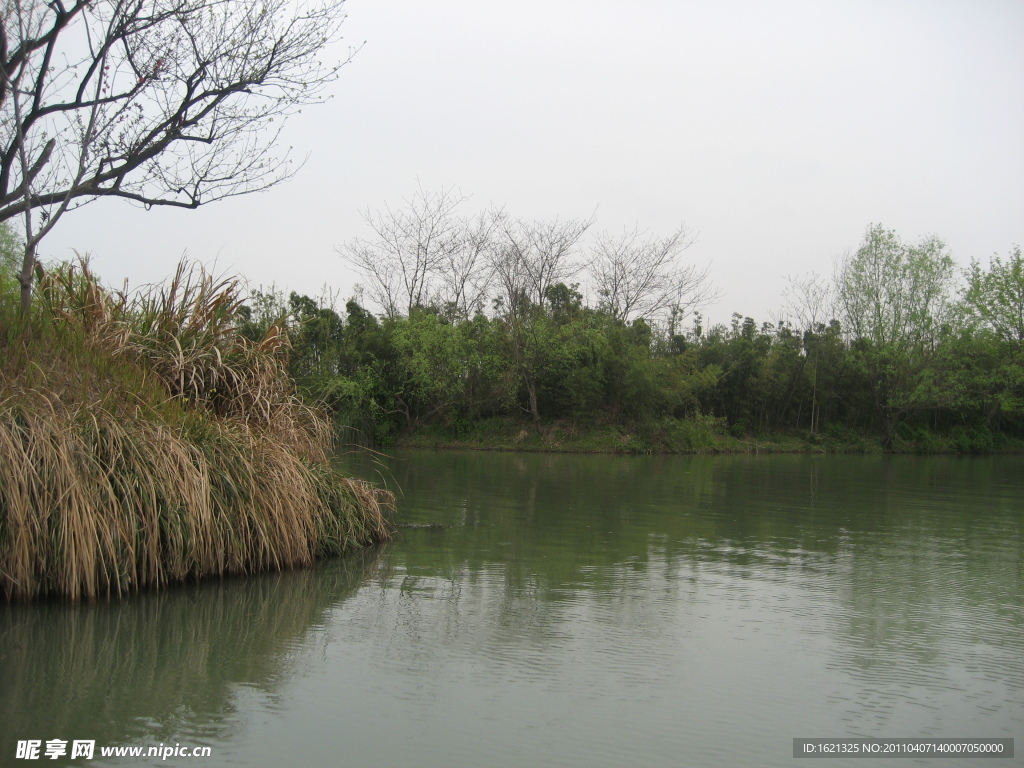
(41, 0, 1024, 327)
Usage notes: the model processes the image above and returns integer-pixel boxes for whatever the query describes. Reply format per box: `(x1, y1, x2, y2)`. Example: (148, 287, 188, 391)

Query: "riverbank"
(392, 415, 1024, 455)
(0, 262, 393, 601)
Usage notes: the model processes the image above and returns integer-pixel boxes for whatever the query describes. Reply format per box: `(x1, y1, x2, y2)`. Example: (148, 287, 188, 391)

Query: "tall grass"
(0, 260, 393, 601)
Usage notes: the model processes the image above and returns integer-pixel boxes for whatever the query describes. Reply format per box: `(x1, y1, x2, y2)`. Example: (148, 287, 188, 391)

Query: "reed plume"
(1, 259, 393, 601)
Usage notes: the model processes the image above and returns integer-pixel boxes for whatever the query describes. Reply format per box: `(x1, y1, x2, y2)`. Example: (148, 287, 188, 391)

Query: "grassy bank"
(393, 415, 1024, 456)
(0, 262, 393, 601)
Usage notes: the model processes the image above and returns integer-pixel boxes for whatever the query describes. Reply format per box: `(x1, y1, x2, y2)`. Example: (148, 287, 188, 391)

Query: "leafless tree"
(339, 184, 466, 318)
(775, 271, 836, 434)
(487, 223, 527, 320)
(1, 0, 355, 312)
(491, 215, 592, 314)
(778, 271, 834, 332)
(589, 224, 716, 326)
(434, 205, 504, 320)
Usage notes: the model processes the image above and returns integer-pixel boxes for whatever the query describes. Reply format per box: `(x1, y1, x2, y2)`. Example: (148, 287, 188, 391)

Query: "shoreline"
(388, 418, 1024, 456)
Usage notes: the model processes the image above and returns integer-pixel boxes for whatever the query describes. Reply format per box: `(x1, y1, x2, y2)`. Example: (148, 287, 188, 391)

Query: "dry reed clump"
(0, 259, 393, 601)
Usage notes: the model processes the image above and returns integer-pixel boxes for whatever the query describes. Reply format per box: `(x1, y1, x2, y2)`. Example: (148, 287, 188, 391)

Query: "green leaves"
(237, 226, 1024, 449)
(963, 245, 1024, 349)
(837, 224, 956, 352)
(834, 225, 959, 444)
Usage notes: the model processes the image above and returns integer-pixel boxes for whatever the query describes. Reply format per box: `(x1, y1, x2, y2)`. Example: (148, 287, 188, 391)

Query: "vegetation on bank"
(0, 257, 393, 601)
(236, 214, 1023, 456)
(392, 415, 1024, 456)
(3, 208, 1020, 595)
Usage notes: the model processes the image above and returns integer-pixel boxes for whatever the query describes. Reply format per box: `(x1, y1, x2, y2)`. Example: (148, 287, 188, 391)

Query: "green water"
(1, 452, 1022, 767)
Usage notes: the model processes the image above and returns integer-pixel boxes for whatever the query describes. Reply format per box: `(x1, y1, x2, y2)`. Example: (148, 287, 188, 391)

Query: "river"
(1, 451, 1022, 767)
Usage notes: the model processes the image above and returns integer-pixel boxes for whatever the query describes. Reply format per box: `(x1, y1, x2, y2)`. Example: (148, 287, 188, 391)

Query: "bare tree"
(487, 222, 528, 320)
(1, 0, 355, 312)
(340, 191, 591, 324)
(339, 184, 466, 318)
(776, 271, 836, 434)
(435, 205, 504, 319)
(778, 271, 834, 332)
(493, 215, 592, 313)
(589, 224, 716, 326)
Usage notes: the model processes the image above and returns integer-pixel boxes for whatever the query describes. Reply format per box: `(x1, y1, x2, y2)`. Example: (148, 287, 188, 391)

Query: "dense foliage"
(241, 223, 1024, 454)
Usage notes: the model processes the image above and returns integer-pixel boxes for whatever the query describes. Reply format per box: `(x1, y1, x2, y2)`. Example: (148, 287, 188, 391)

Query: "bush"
(950, 425, 994, 454)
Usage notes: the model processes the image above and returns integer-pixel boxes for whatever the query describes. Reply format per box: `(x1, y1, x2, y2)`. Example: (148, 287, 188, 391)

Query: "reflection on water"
(330, 452, 1024, 767)
(2, 452, 1022, 767)
(0, 547, 383, 765)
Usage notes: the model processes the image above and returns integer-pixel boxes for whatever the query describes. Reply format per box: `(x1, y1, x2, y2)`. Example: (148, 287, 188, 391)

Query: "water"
(1, 452, 1022, 767)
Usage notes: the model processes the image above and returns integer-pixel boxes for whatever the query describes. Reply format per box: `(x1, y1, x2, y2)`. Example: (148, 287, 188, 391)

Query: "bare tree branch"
(435, 205, 504, 319)
(338, 184, 474, 319)
(776, 271, 834, 333)
(494, 215, 592, 314)
(1, 0, 356, 309)
(588, 224, 716, 325)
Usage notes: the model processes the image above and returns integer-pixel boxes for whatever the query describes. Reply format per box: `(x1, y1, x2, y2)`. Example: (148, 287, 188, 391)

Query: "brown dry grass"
(1, 259, 393, 601)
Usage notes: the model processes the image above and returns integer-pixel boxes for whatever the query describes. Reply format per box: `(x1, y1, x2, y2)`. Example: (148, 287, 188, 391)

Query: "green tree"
(964, 246, 1024, 350)
(698, 315, 774, 433)
(956, 246, 1024, 434)
(835, 224, 958, 444)
(386, 309, 472, 430)
(930, 327, 1021, 438)
(286, 292, 347, 384)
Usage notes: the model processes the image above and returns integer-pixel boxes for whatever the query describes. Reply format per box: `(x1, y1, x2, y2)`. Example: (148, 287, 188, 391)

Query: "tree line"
(234, 191, 1023, 452)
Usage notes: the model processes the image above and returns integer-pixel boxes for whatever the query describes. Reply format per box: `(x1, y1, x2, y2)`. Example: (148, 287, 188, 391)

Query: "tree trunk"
(18, 241, 37, 316)
(526, 379, 541, 433)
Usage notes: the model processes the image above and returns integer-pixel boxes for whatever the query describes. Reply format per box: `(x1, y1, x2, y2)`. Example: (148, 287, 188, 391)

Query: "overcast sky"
(42, 0, 1024, 327)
